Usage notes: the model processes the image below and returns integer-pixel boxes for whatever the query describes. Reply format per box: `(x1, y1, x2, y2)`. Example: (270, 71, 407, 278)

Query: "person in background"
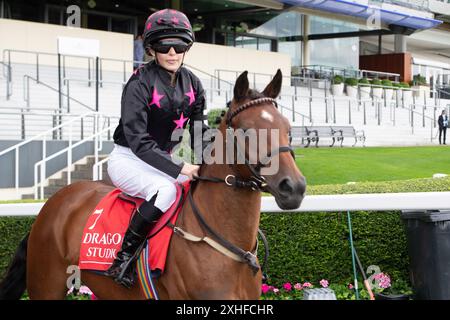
(133, 34, 144, 69)
(438, 109, 448, 145)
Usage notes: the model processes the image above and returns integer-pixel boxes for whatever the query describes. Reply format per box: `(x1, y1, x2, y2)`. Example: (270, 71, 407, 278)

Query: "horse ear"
(233, 71, 249, 101)
(262, 69, 283, 98)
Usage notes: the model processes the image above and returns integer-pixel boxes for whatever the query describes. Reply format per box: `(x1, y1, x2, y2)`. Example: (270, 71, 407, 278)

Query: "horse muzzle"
(271, 176, 306, 210)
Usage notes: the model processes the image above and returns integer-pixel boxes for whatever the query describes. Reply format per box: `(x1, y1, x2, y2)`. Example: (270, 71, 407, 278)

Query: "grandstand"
(1, 0, 450, 200)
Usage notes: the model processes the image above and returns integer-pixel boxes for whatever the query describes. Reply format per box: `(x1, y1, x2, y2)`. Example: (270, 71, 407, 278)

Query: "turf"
(294, 146, 450, 186)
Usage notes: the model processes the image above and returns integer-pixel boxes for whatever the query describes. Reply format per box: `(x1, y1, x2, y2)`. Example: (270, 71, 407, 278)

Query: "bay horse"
(0, 70, 306, 300)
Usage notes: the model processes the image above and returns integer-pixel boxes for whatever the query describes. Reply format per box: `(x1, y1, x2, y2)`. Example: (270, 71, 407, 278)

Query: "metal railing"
(23, 75, 95, 112)
(0, 107, 93, 140)
(33, 112, 117, 199)
(62, 77, 126, 113)
(0, 112, 117, 199)
(0, 60, 12, 98)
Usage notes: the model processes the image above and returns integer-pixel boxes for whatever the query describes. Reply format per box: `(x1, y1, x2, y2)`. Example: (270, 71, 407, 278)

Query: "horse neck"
(190, 163, 261, 250)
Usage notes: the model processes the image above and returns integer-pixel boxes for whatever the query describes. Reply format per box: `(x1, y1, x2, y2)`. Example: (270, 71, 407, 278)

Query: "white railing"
(1, 191, 449, 217)
(92, 157, 109, 181)
(33, 113, 118, 199)
(0, 112, 116, 199)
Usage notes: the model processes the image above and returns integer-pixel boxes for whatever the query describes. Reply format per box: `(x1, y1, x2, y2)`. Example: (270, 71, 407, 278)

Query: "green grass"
(295, 146, 450, 186)
(0, 199, 45, 204)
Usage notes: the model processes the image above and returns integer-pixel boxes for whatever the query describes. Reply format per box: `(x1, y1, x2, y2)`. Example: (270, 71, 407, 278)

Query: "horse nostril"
(279, 177, 294, 195)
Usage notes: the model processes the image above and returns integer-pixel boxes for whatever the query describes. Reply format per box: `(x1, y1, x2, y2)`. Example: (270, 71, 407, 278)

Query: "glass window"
(279, 41, 302, 67)
(111, 17, 132, 34)
(258, 38, 272, 52)
(237, 36, 257, 50)
(88, 14, 108, 31)
(310, 37, 359, 70)
(47, 7, 62, 25)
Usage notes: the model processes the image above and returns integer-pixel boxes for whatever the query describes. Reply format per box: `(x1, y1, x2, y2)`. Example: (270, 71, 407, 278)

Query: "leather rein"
(170, 97, 294, 277)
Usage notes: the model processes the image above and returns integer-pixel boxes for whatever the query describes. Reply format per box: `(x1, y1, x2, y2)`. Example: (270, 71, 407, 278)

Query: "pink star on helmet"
(171, 16, 179, 25)
(149, 87, 165, 109)
(185, 85, 196, 106)
(183, 21, 190, 28)
(173, 112, 189, 129)
(146, 22, 152, 30)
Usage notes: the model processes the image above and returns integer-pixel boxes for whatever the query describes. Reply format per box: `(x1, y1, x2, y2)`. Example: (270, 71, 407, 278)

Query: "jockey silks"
(113, 60, 209, 179)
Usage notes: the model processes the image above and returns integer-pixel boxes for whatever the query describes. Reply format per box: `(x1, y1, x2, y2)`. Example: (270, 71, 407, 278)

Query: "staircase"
(21, 155, 110, 199)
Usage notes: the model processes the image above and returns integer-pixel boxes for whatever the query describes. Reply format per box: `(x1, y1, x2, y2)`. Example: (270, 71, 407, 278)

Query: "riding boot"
(105, 200, 163, 288)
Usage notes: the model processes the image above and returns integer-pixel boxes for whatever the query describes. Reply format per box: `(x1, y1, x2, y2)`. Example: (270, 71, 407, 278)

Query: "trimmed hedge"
(0, 217, 34, 276)
(2, 177, 450, 288)
(258, 177, 450, 287)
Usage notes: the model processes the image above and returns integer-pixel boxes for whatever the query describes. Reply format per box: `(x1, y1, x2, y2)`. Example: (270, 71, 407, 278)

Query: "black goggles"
(152, 40, 191, 54)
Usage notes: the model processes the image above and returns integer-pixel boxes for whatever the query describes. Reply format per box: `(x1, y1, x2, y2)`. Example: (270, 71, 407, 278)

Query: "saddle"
(78, 181, 190, 273)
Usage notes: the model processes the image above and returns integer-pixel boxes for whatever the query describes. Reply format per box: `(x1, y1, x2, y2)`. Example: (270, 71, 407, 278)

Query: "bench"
(307, 126, 335, 148)
(291, 126, 334, 148)
(330, 126, 366, 147)
(291, 125, 366, 147)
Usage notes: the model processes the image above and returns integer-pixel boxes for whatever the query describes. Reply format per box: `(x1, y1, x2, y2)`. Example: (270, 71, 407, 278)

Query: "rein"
(172, 97, 294, 278)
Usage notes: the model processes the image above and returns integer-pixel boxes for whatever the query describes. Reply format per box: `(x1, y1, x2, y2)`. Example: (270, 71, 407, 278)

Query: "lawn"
(294, 146, 450, 186)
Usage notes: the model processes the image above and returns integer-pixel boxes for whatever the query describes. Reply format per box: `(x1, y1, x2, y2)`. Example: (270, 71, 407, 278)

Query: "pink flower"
(294, 283, 303, 290)
(261, 284, 270, 294)
(320, 279, 329, 288)
(303, 282, 313, 288)
(79, 285, 93, 295)
(348, 283, 354, 290)
(374, 273, 391, 289)
(90, 293, 98, 300)
(273, 288, 280, 294)
(283, 282, 292, 292)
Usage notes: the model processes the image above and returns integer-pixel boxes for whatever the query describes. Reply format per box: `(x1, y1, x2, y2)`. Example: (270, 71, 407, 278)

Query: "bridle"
(172, 96, 295, 278)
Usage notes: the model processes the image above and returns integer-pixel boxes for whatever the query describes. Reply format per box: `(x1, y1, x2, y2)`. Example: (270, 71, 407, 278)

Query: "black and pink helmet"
(143, 9, 195, 48)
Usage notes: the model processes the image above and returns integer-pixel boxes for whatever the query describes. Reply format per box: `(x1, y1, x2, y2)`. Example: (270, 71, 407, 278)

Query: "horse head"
(223, 69, 306, 210)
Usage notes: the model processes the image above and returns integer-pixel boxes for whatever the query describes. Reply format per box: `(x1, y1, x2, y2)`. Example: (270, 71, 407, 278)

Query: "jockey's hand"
(181, 163, 200, 180)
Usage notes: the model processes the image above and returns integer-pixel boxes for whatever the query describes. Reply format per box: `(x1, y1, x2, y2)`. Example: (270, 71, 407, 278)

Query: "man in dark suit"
(438, 110, 448, 145)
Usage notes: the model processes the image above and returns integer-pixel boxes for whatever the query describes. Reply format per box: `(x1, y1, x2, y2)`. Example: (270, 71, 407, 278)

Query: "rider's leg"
(105, 193, 163, 288)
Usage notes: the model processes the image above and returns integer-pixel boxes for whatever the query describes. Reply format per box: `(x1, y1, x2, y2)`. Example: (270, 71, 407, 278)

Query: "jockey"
(106, 9, 210, 287)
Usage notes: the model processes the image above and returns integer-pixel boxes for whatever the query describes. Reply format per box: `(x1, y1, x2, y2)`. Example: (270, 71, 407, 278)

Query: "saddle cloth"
(78, 181, 190, 274)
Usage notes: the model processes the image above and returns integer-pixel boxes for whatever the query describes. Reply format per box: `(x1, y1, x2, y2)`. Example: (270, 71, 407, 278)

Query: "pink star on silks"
(149, 87, 165, 109)
(171, 16, 179, 25)
(185, 85, 196, 106)
(173, 113, 189, 129)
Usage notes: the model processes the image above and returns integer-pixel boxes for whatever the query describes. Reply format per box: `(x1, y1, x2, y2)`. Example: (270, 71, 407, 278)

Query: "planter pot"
(412, 85, 430, 100)
(346, 85, 358, 98)
(360, 86, 371, 99)
(403, 89, 413, 102)
(372, 87, 383, 99)
(384, 88, 394, 101)
(375, 293, 410, 300)
(332, 83, 344, 96)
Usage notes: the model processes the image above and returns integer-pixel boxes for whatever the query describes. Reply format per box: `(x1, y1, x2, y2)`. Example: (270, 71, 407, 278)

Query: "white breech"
(107, 144, 188, 212)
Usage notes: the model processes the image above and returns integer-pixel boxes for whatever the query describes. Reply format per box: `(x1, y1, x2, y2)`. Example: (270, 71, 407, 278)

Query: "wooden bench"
(330, 126, 366, 147)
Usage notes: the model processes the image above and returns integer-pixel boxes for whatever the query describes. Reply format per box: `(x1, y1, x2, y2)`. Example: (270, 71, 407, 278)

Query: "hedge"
(1, 177, 450, 288)
(258, 177, 450, 287)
